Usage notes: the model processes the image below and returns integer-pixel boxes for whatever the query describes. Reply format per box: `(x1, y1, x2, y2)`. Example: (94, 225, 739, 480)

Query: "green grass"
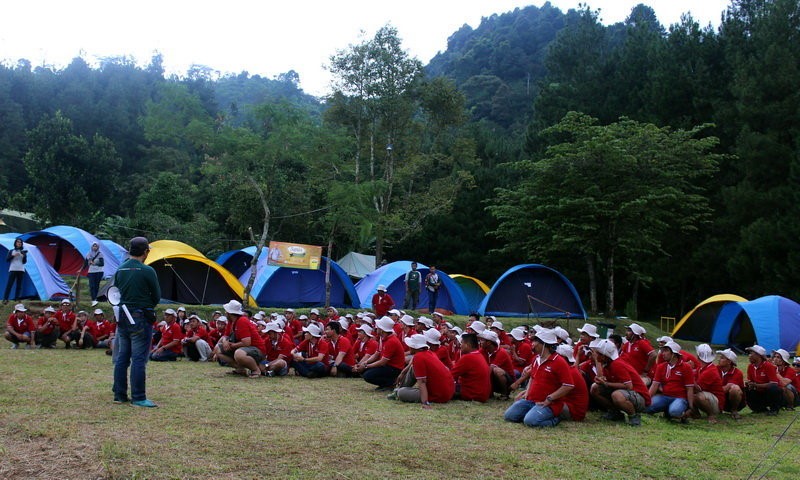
(0, 345, 798, 480)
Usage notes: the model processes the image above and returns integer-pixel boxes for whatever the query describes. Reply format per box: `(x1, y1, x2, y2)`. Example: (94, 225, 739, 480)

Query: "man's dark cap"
(129, 237, 150, 256)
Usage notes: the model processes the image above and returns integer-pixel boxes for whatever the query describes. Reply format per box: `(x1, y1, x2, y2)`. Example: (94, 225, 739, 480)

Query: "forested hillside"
(1, 0, 798, 321)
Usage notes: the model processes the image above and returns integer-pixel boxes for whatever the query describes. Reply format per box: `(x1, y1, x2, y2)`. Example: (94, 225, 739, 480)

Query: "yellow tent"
(672, 294, 748, 340)
(451, 274, 491, 312)
(146, 240, 254, 307)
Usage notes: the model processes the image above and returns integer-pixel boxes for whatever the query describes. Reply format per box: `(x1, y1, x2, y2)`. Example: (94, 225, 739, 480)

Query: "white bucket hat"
(715, 348, 737, 364)
(423, 328, 442, 345)
(696, 343, 715, 363)
(302, 324, 323, 338)
(577, 323, 599, 338)
(223, 300, 245, 316)
(556, 344, 575, 364)
(404, 334, 428, 350)
(375, 317, 395, 333)
(595, 339, 618, 360)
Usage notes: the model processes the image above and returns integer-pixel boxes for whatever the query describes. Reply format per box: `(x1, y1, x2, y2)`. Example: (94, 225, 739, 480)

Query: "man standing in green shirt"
(112, 237, 161, 408)
(404, 261, 421, 311)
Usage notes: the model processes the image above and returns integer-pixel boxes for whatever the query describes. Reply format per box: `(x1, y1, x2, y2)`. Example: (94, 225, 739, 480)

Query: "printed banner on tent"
(267, 241, 322, 270)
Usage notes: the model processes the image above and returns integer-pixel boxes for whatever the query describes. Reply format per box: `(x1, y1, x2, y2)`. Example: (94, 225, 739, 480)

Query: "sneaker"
(374, 385, 391, 392)
(113, 397, 130, 404)
(91, 301, 98, 307)
(386, 390, 399, 400)
(602, 411, 625, 421)
(10, 344, 18, 350)
(628, 414, 641, 426)
(131, 399, 158, 408)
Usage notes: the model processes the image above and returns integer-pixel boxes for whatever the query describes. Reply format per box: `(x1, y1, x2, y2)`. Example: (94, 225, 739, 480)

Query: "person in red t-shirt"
(55, 299, 77, 349)
(555, 344, 589, 422)
(451, 333, 491, 402)
(744, 345, 782, 415)
(691, 344, 725, 424)
(182, 315, 212, 362)
(392, 334, 454, 406)
(216, 300, 266, 377)
(792, 357, 800, 391)
(290, 323, 331, 378)
(423, 328, 451, 369)
(351, 324, 379, 365)
(260, 322, 295, 376)
(590, 339, 651, 426)
(508, 328, 532, 377)
(479, 330, 514, 399)
(645, 341, 695, 421)
(371, 285, 395, 318)
(504, 328, 575, 428)
(574, 323, 600, 365)
(716, 348, 745, 419)
(771, 349, 799, 409)
(5, 303, 35, 349)
(93, 309, 115, 350)
(325, 321, 354, 377)
(354, 317, 405, 389)
(35, 306, 60, 348)
(619, 323, 656, 384)
(150, 309, 184, 361)
(73, 310, 99, 349)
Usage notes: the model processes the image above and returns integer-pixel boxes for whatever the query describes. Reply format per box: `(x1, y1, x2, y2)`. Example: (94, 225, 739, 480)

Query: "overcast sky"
(0, 1, 731, 97)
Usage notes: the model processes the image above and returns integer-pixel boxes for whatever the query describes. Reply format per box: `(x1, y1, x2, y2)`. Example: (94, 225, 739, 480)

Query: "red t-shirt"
(779, 366, 800, 390)
(81, 320, 100, 339)
(604, 358, 651, 405)
(161, 322, 185, 354)
(620, 338, 653, 374)
(378, 334, 406, 370)
(451, 350, 491, 402)
(513, 341, 534, 368)
(718, 365, 745, 388)
(7, 314, 35, 334)
(329, 335, 355, 367)
(483, 347, 514, 376)
(579, 359, 597, 385)
(411, 349, 455, 403)
(351, 337, 378, 362)
(564, 367, 589, 421)
(207, 328, 222, 348)
(431, 345, 452, 370)
(371, 293, 394, 317)
(36, 315, 57, 335)
(747, 360, 780, 385)
(55, 310, 76, 332)
(573, 341, 591, 365)
(526, 353, 574, 416)
(265, 334, 295, 362)
(296, 338, 331, 364)
(186, 325, 209, 343)
(448, 340, 461, 364)
(226, 317, 267, 355)
(653, 359, 695, 398)
(95, 320, 115, 339)
(696, 362, 726, 410)
(653, 349, 699, 377)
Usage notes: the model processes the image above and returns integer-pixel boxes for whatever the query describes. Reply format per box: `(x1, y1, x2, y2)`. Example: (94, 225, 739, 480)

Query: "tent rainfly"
(19, 225, 121, 278)
(337, 252, 376, 279)
(0, 235, 70, 300)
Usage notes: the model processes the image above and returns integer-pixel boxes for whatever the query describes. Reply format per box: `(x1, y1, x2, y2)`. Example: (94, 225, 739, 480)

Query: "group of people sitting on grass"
(7, 298, 800, 427)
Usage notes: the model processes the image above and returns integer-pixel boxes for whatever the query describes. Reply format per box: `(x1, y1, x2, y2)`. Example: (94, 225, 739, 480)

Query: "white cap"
(627, 323, 646, 336)
(772, 349, 791, 364)
(478, 330, 500, 346)
(177, 306, 186, 312)
(696, 343, 715, 363)
(468, 320, 486, 334)
(595, 339, 618, 360)
(553, 326, 569, 341)
(716, 348, 737, 364)
(223, 300, 245, 315)
(216, 316, 228, 323)
(746, 345, 767, 357)
(310, 308, 320, 315)
(14, 303, 27, 312)
(423, 328, 442, 345)
(157, 320, 167, 327)
(164, 308, 177, 316)
(261, 322, 283, 334)
(302, 324, 323, 338)
(356, 324, 374, 337)
(656, 336, 673, 344)
(253, 312, 265, 321)
(61, 299, 71, 305)
(444, 322, 454, 330)
(338, 318, 350, 330)
(533, 329, 559, 345)
(577, 323, 600, 338)
(360, 315, 375, 326)
(404, 334, 428, 350)
(556, 344, 575, 364)
(345, 313, 353, 319)
(451, 326, 463, 336)
(417, 317, 434, 329)
(388, 309, 401, 316)
(44, 306, 56, 313)
(285, 308, 295, 313)
(256, 320, 268, 327)
(490, 321, 504, 331)
(375, 317, 395, 333)
(662, 341, 682, 354)
(299, 314, 308, 320)
(510, 328, 526, 342)
(377, 284, 387, 292)
(93, 308, 103, 315)
(400, 315, 415, 327)
(432, 311, 444, 319)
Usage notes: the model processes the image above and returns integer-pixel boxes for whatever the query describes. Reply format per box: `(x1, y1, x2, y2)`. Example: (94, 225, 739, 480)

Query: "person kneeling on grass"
(645, 341, 695, 422)
(388, 334, 454, 408)
(353, 317, 405, 391)
(451, 333, 491, 402)
(216, 300, 267, 378)
(290, 323, 331, 378)
(590, 339, 651, 427)
(691, 344, 726, 424)
(554, 344, 589, 423)
(504, 328, 574, 428)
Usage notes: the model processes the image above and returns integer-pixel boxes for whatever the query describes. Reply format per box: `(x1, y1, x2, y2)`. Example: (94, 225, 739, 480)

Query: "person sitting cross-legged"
(290, 323, 331, 378)
(260, 322, 295, 377)
(389, 334, 454, 408)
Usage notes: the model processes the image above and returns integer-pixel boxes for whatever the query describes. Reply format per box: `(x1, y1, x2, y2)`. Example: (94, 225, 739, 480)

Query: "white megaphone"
(107, 286, 134, 325)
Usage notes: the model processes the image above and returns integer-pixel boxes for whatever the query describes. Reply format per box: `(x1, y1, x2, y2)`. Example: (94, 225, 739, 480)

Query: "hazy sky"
(0, 1, 731, 96)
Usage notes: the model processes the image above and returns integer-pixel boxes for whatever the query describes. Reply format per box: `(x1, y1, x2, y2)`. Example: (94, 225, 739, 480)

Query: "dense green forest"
(1, 0, 798, 321)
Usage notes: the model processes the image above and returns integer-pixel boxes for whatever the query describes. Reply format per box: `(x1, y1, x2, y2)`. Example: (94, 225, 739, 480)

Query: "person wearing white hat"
(34, 306, 60, 349)
(150, 309, 184, 361)
(654, 336, 699, 371)
(504, 329, 575, 427)
(478, 330, 515, 399)
(353, 316, 405, 390)
(445, 324, 463, 363)
(744, 344, 782, 415)
(390, 334, 454, 406)
(371, 285, 395, 318)
(508, 328, 533, 377)
(715, 348, 744, 419)
(771, 349, 799, 409)
(554, 344, 590, 422)
(591, 339, 651, 426)
(5, 303, 35, 349)
(575, 323, 600, 365)
(216, 300, 268, 378)
(284, 309, 303, 343)
(620, 323, 656, 384)
(352, 324, 379, 366)
(207, 316, 227, 358)
(690, 344, 725, 424)
(403, 261, 422, 310)
(450, 333, 491, 402)
(182, 315, 212, 362)
(466, 320, 486, 335)
(423, 328, 452, 369)
(289, 323, 331, 378)
(55, 299, 78, 349)
(92, 309, 114, 350)
(416, 316, 434, 332)
(490, 321, 511, 346)
(260, 322, 294, 377)
(645, 341, 695, 421)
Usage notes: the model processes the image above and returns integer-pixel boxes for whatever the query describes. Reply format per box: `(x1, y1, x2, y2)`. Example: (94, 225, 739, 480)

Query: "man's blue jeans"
(292, 360, 328, 378)
(113, 318, 153, 402)
(646, 395, 689, 418)
(504, 399, 561, 427)
(428, 289, 439, 313)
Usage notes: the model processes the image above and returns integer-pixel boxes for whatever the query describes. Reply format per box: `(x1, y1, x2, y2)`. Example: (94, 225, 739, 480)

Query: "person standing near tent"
(371, 285, 394, 318)
(113, 237, 161, 407)
(84, 242, 105, 303)
(424, 266, 442, 314)
(3, 238, 27, 305)
(404, 262, 422, 310)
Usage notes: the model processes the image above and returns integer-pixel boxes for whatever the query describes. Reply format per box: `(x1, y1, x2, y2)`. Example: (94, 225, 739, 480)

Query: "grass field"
(1, 341, 798, 480)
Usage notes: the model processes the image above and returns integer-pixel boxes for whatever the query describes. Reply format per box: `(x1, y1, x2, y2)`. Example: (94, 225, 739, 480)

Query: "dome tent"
(0, 235, 70, 300)
(671, 294, 748, 342)
(19, 225, 121, 278)
(451, 274, 491, 313)
(478, 264, 587, 319)
(707, 295, 800, 353)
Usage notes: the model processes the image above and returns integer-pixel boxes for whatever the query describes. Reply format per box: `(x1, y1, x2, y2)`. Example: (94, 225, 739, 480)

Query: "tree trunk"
(631, 276, 639, 320)
(375, 226, 384, 266)
(325, 237, 333, 308)
(605, 249, 615, 318)
(243, 178, 270, 307)
(586, 254, 598, 315)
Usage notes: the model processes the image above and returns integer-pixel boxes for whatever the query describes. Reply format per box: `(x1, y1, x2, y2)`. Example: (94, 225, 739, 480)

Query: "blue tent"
(20, 225, 120, 278)
(101, 239, 128, 264)
(216, 246, 268, 279)
(354, 261, 470, 315)
(237, 252, 359, 309)
(0, 236, 70, 300)
(710, 295, 800, 353)
(478, 264, 587, 319)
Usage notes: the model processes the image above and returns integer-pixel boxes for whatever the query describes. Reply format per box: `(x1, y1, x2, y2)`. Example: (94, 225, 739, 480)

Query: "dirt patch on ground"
(0, 431, 108, 480)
